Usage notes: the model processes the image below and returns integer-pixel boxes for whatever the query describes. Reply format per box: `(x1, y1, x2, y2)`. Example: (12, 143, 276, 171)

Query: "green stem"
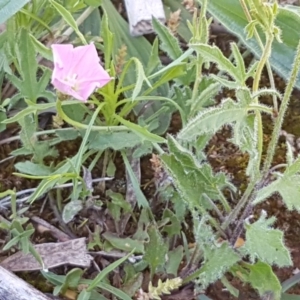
(252, 36, 273, 95)
(56, 100, 129, 132)
(239, 0, 277, 110)
(221, 180, 256, 230)
(262, 39, 300, 175)
(252, 35, 273, 179)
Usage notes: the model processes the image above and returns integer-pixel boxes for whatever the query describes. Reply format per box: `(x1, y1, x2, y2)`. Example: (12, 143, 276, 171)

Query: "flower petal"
(51, 43, 112, 101)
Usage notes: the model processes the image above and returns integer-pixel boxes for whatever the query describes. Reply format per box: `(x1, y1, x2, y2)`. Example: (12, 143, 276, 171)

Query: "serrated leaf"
(6, 28, 51, 102)
(190, 81, 221, 113)
(152, 17, 183, 60)
(255, 176, 300, 211)
(190, 43, 245, 84)
(161, 135, 234, 212)
(201, 0, 300, 89)
(254, 156, 300, 210)
(178, 98, 247, 141)
(30, 34, 53, 61)
(3, 101, 56, 124)
(195, 242, 240, 289)
(144, 225, 168, 278)
(241, 214, 292, 267)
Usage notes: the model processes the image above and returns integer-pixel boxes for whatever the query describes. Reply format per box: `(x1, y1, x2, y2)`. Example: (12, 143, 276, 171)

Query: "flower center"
(64, 73, 79, 91)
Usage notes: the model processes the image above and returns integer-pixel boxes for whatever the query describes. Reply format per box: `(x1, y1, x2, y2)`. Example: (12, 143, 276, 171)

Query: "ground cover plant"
(1, 0, 300, 299)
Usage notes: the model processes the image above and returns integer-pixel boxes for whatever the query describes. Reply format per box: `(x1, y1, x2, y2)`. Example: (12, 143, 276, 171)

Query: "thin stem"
(221, 180, 256, 230)
(252, 36, 273, 95)
(262, 39, 300, 175)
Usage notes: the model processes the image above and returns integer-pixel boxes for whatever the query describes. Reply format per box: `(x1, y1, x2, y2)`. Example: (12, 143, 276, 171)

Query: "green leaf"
(97, 282, 131, 300)
(146, 38, 161, 75)
(63, 103, 86, 123)
(192, 242, 240, 289)
(3, 101, 56, 124)
(190, 81, 221, 113)
(152, 17, 183, 60)
(161, 135, 233, 212)
(87, 251, 131, 290)
(29, 34, 53, 61)
(254, 156, 300, 210)
(221, 276, 239, 298)
(78, 289, 92, 300)
(102, 232, 144, 254)
(162, 209, 181, 237)
(14, 161, 52, 176)
(6, 28, 51, 103)
(282, 272, 300, 294)
(130, 57, 151, 100)
(281, 294, 300, 300)
(49, 0, 86, 44)
(190, 43, 245, 84)
(101, 0, 152, 80)
(121, 272, 143, 297)
(0, 0, 30, 23)
(121, 151, 150, 209)
(18, 114, 36, 153)
(241, 213, 292, 267)
(178, 98, 248, 141)
(84, 0, 102, 7)
(165, 246, 183, 276)
(106, 190, 131, 222)
(201, 0, 300, 89)
(144, 225, 168, 278)
(0, 110, 7, 132)
(114, 114, 165, 143)
(234, 261, 281, 300)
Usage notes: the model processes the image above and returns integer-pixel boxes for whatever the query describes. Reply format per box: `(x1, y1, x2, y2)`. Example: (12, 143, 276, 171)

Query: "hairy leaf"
(194, 242, 240, 289)
(200, 0, 300, 89)
(178, 98, 247, 141)
(254, 156, 300, 210)
(161, 136, 234, 212)
(241, 214, 292, 267)
(190, 43, 246, 84)
(152, 17, 183, 60)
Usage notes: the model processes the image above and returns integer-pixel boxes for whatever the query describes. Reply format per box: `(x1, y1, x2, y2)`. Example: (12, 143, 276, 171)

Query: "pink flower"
(51, 43, 111, 102)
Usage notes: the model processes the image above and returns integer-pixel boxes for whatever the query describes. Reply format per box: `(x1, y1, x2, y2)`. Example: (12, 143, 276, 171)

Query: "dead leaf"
(1, 238, 93, 272)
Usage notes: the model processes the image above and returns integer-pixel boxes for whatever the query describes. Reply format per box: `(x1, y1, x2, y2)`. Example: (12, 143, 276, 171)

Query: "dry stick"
(0, 177, 112, 208)
(0, 265, 55, 300)
(29, 213, 73, 242)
